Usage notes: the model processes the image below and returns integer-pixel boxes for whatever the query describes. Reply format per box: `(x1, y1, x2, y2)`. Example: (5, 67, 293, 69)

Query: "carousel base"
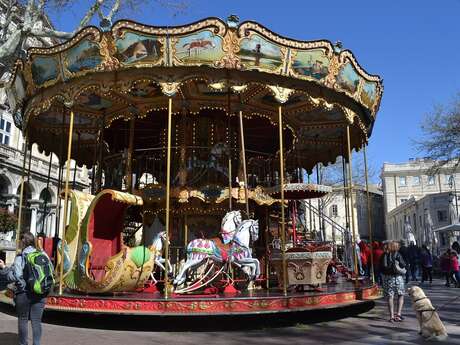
(1, 280, 379, 317)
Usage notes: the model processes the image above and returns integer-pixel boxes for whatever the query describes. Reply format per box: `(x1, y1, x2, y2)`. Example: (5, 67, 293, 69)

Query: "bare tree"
(415, 93, 460, 172)
(0, 0, 188, 82)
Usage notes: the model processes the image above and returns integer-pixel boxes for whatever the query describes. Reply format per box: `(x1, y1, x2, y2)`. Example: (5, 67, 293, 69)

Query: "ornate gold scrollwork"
(97, 33, 120, 72)
(160, 82, 180, 97)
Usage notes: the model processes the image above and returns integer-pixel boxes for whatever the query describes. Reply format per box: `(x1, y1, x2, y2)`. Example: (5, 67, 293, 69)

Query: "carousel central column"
(59, 107, 75, 295)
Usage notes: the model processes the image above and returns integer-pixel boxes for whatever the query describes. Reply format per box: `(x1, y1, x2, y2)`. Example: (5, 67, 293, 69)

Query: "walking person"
(381, 241, 406, 322)
(0, 232, 54, 345)
(420, 245, 433, 284)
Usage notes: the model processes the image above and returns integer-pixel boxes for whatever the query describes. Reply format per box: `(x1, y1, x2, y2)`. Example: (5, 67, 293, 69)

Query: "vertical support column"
(278, 105, 288, 296)
(238, 110, 250, 217)
(228, 158, 232, 210)
(164, 97, 173, 298)
(265, 207, 270, 289)
(58, 109, 75, 295)
(126, 116, 135, 193)
(15, 138, 28, 252)
(346, 125, 359, 278)
(363, 144, 375, 284)
(183, 214, 188, 258)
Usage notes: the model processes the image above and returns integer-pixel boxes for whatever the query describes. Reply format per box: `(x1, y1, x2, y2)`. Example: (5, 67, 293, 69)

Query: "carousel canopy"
(6, 16, 382, 171)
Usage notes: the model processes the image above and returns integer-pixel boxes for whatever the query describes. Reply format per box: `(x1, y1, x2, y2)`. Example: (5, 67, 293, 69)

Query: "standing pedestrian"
(420, 244, 433, 284)
(399, 240, 410, 283)
(440, 249, 454, 287)
(0, 232, 53, 345)
(380, 241, 406, 322)
(372, 241, 384, 285)
(408, 241, 420, 281)
(450, 249, 460, 287)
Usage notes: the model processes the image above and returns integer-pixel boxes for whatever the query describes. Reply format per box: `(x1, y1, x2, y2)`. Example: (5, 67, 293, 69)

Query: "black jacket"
(380, 251, 406, 276)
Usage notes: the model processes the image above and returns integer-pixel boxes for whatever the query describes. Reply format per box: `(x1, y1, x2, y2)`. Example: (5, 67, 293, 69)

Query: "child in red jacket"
(451, 250, 460, 287)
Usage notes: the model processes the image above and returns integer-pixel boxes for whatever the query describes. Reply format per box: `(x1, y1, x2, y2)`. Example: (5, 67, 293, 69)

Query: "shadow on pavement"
(14, 301, 374, 332)
(0, 332, 18, 345)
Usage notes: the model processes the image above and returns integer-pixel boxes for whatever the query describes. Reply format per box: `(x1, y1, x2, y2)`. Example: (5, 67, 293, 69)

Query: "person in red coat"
(372, 241, 384, 285)
(358, 240, 372, 277)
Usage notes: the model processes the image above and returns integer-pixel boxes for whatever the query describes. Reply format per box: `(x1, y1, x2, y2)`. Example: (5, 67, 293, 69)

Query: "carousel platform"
(1, 280, 379, 317)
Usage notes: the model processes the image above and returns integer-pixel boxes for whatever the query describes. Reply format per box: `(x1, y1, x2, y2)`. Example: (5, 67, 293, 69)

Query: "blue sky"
(49, 0, 460, 180)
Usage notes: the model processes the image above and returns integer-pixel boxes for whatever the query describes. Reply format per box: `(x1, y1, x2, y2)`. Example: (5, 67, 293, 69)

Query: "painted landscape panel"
(77, 92, 112, 111)
(292, 49, 330, 80)
(336, 62, 360, 94)
(31, 56, 59, 86)
(116, 31, 162, 65)
(65, 39, 102, 73)
(175, 30, 224, 64)
(361, 81, 378, 109)
(239, 34, 283, 71)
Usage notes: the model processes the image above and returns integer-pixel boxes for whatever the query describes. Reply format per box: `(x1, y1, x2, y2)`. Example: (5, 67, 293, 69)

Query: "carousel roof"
(6, 16, 383, 170)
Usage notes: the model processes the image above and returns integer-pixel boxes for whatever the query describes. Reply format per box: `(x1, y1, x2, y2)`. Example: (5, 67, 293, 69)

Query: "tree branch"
(106, 0, 121, 22)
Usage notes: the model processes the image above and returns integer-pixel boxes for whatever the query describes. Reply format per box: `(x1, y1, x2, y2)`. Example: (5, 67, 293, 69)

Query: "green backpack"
(23, 251, 55, 297)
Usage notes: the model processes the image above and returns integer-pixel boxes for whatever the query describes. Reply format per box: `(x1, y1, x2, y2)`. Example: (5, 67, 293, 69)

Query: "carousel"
(2, 15, 382, 317)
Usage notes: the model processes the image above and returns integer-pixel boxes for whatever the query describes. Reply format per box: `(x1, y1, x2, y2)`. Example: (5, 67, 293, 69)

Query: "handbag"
(392, 254, 406, 275)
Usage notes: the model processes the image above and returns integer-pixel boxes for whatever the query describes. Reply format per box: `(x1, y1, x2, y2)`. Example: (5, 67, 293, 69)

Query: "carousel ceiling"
(6, 17, 383, 170)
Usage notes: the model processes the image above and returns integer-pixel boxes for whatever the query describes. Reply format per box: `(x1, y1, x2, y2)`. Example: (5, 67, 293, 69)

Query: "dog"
(407, 286, 448, 342)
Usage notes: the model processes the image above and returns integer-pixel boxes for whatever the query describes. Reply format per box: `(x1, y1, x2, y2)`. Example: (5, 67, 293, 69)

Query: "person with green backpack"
(0, 231, 54, 345)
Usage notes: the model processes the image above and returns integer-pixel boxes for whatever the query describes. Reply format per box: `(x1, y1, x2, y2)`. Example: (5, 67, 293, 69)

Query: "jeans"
(421, 266, 432, 283)
(15, 292, 46, 345)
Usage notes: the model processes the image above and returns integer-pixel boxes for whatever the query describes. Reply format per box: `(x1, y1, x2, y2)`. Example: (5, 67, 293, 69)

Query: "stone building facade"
(381, 159, 460, 240)
(302, 184, 385, 243)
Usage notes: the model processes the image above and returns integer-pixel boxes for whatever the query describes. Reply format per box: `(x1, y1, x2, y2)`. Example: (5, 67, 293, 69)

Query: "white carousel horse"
(173, 211, 260, 287)
(149, 231, 172, 283)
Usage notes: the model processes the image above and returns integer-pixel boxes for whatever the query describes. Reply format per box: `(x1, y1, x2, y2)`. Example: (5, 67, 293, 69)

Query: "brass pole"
(164, 98, 173, 298)
(278, 105, 288, 296)
(15, 138, 28, 252)
(238, 110, 250, 217)
(265, 207, 270, 289)
(184, 214, 188, 258)
(228, 157, 232, 210)
(126, 117, 135, 193)
(59, 110, 75, 295)
(346, 125, 359, 278)
(363, 144, 375, 284)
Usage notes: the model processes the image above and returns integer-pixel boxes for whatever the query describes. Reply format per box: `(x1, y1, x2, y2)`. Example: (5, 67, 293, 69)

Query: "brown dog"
(407, 286, 448, 341)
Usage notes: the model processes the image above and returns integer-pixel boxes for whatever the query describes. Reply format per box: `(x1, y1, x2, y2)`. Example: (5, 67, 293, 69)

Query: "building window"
(399, 176, 407, 186)
(446, 175, 454, 187)
(412, 176, 421, 186)
(437, 209, 448, 222)
(330, 204, 338, 218)
(428, 175, 435, 185)
(0, 119, 11, 145)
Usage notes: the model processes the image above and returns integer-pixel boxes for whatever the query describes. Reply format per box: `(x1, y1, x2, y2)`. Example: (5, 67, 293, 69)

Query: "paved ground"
(1, 280, 460, 345)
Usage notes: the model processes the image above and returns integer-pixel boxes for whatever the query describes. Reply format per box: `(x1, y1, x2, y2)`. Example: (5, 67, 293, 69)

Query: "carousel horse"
(173, 210, 260, 287)
(148, 230, 173, 284)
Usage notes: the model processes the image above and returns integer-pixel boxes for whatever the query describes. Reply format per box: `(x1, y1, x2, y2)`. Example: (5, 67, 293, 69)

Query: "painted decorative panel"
(31, 56, 59, 86)
(292, 49, 330, 81)
(336, 62, 360, 94)
(361, 81, 378, 109)
(77, 92, 112, 111)
(174, 30, 224, 65)
(115, 31, 163, 65)
(64, 39, 102, 74)
(239, 34, 283, 71)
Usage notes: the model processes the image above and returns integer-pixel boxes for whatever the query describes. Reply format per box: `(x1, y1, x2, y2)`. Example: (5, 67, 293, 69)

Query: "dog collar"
(414, 297, 428, 303)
